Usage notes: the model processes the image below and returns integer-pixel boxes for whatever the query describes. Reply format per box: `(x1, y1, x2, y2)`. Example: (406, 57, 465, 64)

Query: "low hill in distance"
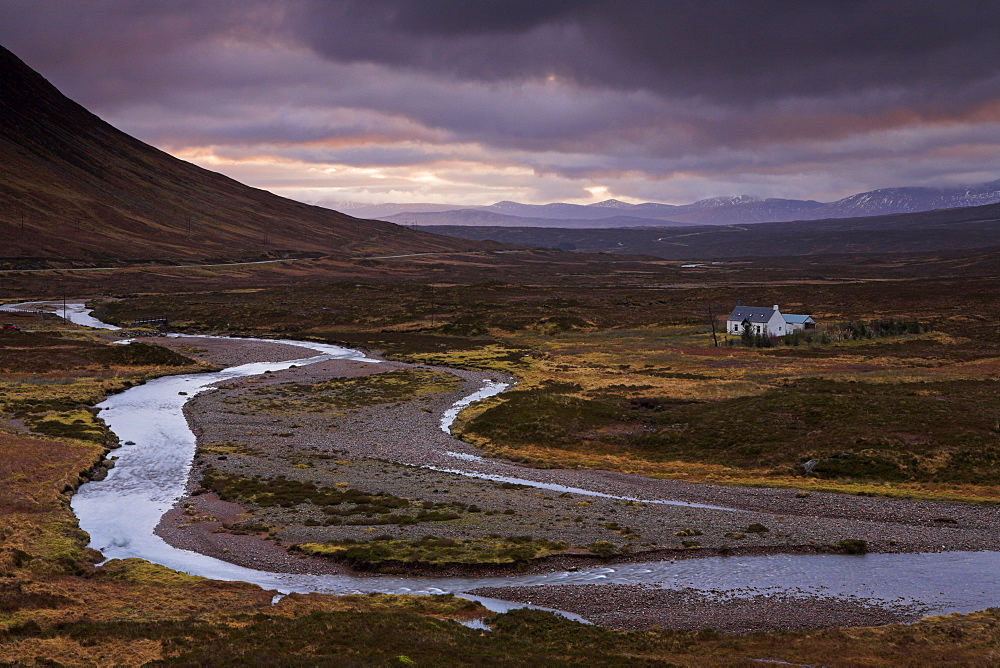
(331, 181, 1000, 229)
(417, 201, 1000, 260)
(0, 45, 490, 263)
(385, 208, 696, 229)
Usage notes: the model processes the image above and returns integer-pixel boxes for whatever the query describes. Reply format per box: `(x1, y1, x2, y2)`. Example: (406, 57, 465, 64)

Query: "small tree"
(740, 326, 772, 348)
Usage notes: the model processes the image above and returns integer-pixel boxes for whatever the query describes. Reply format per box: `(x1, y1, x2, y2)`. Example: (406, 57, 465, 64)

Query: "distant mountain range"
(328, 181, 1000, 229)
(372, 208, 701, 229)
(418, 201, 1000, 260)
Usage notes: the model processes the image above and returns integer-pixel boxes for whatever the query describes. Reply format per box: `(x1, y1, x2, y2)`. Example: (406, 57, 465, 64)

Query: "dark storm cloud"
(8, 1, 997, 107)
(0, 0, 997, 204)
(291, 0, 1000, 104)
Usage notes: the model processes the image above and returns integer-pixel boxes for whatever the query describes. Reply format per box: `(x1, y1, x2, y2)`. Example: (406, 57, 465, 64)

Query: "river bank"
(467, 584, 927, 632)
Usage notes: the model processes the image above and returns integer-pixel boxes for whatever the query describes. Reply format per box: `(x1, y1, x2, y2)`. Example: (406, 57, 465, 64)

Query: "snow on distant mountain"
(588, 199, 635, 209)
(686, 194, 761, 209)
(676, 197, 824, 224)
(343, 179, 1000, 228)
(811, 181, 1000, 219)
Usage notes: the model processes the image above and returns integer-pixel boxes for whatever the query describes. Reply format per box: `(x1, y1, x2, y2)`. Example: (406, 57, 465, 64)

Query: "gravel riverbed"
(146, 334, 999, 630)
(467, 585, 927, 632)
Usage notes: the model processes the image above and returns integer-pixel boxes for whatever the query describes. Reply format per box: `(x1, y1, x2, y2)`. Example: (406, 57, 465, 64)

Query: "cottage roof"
(782, 314, 814, 324)
(728, 306, 775, 323)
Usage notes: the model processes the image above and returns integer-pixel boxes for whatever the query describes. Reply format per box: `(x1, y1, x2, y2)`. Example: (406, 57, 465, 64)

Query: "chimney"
(773, 304, 779, 311)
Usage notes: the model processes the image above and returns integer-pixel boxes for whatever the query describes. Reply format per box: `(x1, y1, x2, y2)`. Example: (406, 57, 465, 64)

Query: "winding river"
(11, 301, 1000, 621)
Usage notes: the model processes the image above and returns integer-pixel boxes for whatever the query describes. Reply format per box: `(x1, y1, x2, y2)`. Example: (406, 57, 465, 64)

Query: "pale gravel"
(466, 584, 927, 632)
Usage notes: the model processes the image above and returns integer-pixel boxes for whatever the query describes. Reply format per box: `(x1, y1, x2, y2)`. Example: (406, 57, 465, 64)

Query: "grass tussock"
(199, 468, 409, 510)
(199, 469, 477, 526)
(0, 329, 196, 373)
(247, 367, 462, 414)
(295, 535, 569, 568)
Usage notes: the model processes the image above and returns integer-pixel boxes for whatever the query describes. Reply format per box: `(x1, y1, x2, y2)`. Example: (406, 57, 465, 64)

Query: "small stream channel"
(11, 302, 1000, 622)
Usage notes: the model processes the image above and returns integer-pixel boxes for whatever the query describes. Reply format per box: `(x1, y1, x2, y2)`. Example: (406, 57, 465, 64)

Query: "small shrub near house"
(729, 318, 931, 347)
(828, 319, 930, 341)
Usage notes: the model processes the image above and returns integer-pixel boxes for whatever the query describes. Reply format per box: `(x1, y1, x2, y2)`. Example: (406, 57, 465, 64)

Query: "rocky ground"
(147, 334, 1000, 630)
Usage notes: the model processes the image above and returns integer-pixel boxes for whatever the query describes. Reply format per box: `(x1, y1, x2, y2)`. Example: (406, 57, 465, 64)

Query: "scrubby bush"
(740, 328, 773, 348)
(838, 539, 868, 555)
(826, 319, 930, 342)
(588, 541, 618, 558)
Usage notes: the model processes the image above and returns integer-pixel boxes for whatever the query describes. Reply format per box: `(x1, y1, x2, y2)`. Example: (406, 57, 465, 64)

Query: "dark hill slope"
(0, 45, 486, 261)
(419, 202, 1000, 260)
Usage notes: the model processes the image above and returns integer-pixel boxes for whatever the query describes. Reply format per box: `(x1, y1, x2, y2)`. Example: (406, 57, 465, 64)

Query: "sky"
(1, 0, 999, 207)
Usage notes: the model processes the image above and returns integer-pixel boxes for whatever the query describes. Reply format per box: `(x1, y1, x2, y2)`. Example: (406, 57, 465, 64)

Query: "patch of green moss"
(13, 519, 94, 576)
(248, 368, 462, 414)
(27, 409, 110, 444)
(201, 469, 474, 526)
(96, 342, 196, 367)
(838, 539, 868, 555)
(200, 468, 410, 510)
(100, 558, 209, 586)
(295, 535, 568, 568)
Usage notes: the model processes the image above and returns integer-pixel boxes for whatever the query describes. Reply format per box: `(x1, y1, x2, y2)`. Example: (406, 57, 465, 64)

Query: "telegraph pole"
(708, 305, 719, 347)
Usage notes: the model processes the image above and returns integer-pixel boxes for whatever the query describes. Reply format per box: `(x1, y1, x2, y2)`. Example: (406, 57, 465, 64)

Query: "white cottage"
(726, 303, 815, 338)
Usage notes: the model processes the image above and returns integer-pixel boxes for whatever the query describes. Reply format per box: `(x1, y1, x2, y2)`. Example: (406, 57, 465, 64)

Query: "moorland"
(2, 243, 1000, 665)
(92, 250, 1000, 502)
(418, 200, 1000, 258)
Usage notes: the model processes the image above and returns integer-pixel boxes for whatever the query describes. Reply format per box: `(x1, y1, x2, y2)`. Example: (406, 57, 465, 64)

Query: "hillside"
(418, 201, 1000, 259)
(0, 45, 487, 262)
